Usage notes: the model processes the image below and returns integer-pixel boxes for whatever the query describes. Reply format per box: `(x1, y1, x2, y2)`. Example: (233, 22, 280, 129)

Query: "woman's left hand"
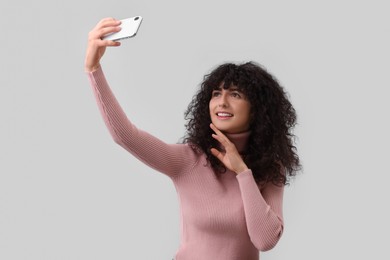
(210, 123, 249, 175)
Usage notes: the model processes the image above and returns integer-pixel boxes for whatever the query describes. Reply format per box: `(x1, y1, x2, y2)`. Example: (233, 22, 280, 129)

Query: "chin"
(214, 125, 234, 133)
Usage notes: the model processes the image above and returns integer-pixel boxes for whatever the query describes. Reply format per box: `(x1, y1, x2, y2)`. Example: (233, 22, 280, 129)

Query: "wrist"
(235, 165, 249, 175)
(85, 63, 101, 73)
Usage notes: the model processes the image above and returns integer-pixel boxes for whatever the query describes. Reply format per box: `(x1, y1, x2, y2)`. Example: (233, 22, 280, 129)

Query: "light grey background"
(1, 0, 389, 259)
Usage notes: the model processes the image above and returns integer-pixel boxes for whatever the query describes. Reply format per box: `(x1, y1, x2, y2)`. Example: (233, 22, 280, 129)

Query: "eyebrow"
(213, 86, 242, 92)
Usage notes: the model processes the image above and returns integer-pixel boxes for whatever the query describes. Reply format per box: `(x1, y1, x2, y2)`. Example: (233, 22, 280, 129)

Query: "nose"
(218, 92, 229, 107)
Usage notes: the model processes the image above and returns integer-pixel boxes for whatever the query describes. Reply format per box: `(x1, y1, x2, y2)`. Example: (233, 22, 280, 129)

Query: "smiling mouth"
(216, 112, 233, 117)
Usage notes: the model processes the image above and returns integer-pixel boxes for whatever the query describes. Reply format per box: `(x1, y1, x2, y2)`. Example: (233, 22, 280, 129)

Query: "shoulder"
(181, 142, 205, 160)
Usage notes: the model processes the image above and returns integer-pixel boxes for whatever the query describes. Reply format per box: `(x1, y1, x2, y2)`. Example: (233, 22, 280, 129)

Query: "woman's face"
(209, 84, 251, 134)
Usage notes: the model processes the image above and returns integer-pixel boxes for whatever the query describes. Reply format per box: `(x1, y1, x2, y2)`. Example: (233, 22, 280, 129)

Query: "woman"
(85, 18, 300, 260)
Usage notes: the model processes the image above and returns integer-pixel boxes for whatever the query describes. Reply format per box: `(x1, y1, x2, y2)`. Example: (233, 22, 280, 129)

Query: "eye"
(212, 90, 221, 97)
(231, 92, 241, 98)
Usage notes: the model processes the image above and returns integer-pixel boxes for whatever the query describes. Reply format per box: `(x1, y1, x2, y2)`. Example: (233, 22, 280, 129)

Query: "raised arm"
(85, 18, 197, 178)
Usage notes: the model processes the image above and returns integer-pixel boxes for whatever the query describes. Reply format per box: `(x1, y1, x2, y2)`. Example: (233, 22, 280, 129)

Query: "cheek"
(242, 104, 252, 124)
(209, 100, 214, 114)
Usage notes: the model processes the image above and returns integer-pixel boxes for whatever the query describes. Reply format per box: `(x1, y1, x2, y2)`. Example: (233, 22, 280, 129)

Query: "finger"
(100, 17, 116, 23)
(211, 133, 225, 145)
(91, 19, 121, 38)
(98, 17, 121, 28)
(210, 124, 231, 146)
(88, 35, 120, 47)
(210, 123, 230, 141)
(97, 26, 122, 39)
(210, 148, 224, 162)
(100, 20, 121, 30)
(212, 134, 233, 155)
(88, 26, 121, 43)
(210, 123, 226, 141)
(102, 40, 121, 47)
(210, 123, 223, 135)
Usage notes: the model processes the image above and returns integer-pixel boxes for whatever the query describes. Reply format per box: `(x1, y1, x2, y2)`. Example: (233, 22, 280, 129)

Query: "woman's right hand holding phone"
(84, 18, 122, 72)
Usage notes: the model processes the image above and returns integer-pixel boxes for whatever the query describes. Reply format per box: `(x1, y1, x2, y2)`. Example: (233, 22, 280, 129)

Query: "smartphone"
(102, 16, 143, 41)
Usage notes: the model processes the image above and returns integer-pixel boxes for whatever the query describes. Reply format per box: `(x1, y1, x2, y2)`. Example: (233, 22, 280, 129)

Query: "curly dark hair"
(183, 61, 301, 186)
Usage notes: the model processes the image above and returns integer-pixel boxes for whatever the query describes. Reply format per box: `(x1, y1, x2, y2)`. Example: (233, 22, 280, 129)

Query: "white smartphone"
(102, 16, 143, 41)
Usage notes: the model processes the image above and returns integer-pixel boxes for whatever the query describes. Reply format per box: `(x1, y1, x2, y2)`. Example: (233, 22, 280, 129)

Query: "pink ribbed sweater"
(87, 67, 284, 260)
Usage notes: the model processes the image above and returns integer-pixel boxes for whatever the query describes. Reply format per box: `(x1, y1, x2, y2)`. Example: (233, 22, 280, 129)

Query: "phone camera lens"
(134, 17, 139, 21)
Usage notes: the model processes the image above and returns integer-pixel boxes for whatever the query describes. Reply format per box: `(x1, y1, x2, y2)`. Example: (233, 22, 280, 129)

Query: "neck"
(224, 131, 251, 154)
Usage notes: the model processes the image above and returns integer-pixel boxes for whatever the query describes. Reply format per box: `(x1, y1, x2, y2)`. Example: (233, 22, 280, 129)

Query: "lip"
(215, 111, 234, 120)
(216, 111, 233, 116)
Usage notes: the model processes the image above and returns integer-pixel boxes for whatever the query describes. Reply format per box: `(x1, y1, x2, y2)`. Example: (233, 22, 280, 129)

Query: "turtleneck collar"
(224, 131, 251, 154)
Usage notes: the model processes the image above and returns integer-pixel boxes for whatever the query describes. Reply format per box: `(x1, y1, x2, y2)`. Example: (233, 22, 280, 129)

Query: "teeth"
(217, 112, 233, 117)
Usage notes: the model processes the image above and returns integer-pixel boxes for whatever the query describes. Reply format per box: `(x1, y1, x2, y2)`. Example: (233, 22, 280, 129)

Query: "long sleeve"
(236, 169, 284, 251)
(86, 66, 197, 178)
(86, 66, 287, 259)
